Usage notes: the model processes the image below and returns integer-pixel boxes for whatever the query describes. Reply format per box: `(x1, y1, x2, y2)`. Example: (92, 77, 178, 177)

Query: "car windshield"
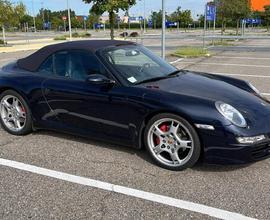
(101, 45, 177, 85)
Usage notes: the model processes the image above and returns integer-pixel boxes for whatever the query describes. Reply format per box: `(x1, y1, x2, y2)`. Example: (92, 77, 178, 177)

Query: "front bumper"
(198, 126, 270, 164)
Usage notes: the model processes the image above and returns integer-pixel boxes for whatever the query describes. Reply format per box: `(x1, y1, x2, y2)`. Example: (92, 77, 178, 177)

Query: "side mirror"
(86, 74, 115, 86)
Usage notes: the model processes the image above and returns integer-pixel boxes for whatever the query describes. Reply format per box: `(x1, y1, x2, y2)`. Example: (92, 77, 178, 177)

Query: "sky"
(16, 0, 209, 19)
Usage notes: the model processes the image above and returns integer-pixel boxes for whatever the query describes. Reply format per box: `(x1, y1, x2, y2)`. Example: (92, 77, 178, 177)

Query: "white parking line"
(0, 158, 256, 220)
(170, 58, 183, 64)
(213, 56, 270, 60)
(212, 72, 270, 78)
(179, 62, 270, 68)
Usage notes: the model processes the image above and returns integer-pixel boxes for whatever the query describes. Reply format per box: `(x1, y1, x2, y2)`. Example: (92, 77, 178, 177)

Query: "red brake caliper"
(20, 105, 26, 113)
(155, 123, 169, 145)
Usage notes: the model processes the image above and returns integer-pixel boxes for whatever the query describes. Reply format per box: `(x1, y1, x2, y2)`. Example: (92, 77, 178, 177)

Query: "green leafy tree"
(82, 0, 136, 39)
(197, 14, 205, 28)
(150, 10, 162, 28)
(264, 5, 270, 31)
(87, 12, 101, 29)
(170, 7, 193, 32)
(0, 1, 26, 42)
(215, 0, 250, 35)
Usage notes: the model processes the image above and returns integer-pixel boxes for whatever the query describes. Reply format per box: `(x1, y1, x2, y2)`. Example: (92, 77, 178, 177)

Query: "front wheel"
(144, 113, 201, 171)
(0, 90, 32, 135)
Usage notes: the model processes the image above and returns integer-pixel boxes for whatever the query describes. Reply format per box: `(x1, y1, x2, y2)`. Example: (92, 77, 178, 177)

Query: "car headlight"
(248, 82, 260, 95)
(215, 101, 247, 128)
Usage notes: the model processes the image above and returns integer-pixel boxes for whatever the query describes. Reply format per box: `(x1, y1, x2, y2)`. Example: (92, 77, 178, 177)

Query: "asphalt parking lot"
(0, 43, 270, 220)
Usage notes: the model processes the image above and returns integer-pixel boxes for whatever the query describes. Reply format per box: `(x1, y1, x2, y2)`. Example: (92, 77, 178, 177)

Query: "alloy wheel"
(0, 95, 27, 132)
(147, 118, 194, 167)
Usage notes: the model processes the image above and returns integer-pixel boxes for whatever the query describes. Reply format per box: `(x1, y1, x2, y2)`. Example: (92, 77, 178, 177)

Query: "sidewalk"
(0, 40, 61, 53)
(0, 37, 114, 53)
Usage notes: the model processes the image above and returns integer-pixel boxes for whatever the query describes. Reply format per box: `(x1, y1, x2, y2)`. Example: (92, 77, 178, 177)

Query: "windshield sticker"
(128, 77, 137, 83)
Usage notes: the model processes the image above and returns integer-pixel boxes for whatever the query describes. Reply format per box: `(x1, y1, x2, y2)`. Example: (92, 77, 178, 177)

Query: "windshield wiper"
(167, 69, 183, 77)
(135, 73, 179, 85)
(135, 76, 169, 85)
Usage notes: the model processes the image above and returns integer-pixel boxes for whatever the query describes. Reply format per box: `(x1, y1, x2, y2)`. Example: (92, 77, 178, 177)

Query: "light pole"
(41, 1, 45, 30)
(143, 0, 146, 33)
(32, 0, 36, 32)
(203, 4, 207, 48)
(161, 0, 166, 59)
(67, 0, 72, 40)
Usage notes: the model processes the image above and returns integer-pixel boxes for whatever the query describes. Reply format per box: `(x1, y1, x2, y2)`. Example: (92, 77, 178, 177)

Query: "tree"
(215, 0, 250, 35)
(83, 0, 136, 39)
(263, 5, 270, 31)
(87, 13, 101, 29)
(150, 10, 162, 28)
(170, 7, 193, 32)
(0, 1, 26, 43)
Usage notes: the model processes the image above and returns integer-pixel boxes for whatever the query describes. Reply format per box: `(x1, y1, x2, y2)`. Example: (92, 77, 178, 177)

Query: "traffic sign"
(206, 4, 216, 21)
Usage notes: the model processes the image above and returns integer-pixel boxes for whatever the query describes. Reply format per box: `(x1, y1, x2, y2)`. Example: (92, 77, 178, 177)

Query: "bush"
(72, 32, 80, 38)
(119, 32, 128, 37)
(0, 39, 4, 45)
(173, 47, 210, 58)
(130, 32, 139, 37)
(80, 32, 91, 38)
(54, 36, 67, 41)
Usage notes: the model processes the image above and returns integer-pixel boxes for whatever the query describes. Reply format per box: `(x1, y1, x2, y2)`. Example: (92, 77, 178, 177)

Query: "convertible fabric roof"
(17, 40, 135, 72)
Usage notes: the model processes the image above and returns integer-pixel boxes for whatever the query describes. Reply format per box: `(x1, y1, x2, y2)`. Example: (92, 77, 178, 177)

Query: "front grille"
(251, 143, 270, 160)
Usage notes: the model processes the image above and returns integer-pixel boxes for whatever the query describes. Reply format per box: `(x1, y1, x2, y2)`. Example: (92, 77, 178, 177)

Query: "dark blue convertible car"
(0, 40, 269, 170)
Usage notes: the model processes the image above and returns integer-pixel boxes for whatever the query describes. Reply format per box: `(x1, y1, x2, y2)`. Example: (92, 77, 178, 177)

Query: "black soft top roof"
(17, 40, 135, 72)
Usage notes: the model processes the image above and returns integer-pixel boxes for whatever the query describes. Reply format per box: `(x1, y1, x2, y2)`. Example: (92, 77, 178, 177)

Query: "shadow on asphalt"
(33, 130, 252, 173)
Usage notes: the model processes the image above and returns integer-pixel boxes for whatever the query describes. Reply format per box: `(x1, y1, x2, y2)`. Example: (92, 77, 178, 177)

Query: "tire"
(0, 90, 32, 135)
(144, 113, 201, 171)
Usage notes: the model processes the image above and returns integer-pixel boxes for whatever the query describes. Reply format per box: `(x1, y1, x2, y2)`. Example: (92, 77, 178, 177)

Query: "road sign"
(206, 4, 216, 21)
(94, 23, 104, 29)
(165, 21, 177, 28)
(243, 18, 262, 25)
(62, 16, 67, 21)
(148, 19, 153, 28)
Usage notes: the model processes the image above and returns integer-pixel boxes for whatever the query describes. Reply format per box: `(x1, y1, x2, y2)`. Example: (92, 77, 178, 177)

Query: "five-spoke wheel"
(144, 113, 201, 170)
(0, 90, 32, 135)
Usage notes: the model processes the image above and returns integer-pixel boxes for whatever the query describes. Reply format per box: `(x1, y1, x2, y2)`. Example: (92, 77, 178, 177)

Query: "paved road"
(0, 44, 270, 220)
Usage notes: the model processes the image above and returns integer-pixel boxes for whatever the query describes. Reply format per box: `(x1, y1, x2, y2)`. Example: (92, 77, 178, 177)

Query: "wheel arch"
(0, 87, 35, 129)
(0, 87, 30, 106)
(138, 109, 205, 160)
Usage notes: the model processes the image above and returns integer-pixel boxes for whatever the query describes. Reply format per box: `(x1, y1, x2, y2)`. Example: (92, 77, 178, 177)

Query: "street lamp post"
(67, 0, 72, 40)
(143, 0, 146, 33)
(161, 0, 166, 59)
(32, 0, 36, 32)
(203, 4, 207, 48)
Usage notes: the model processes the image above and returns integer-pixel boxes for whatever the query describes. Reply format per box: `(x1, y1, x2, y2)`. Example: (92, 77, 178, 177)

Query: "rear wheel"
(0, 90, 32, 135)
(144, 113, 201, 171)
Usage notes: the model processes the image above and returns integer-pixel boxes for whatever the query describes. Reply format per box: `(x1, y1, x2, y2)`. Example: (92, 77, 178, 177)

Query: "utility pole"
(67, 0, 72, 40)
(203, 4, 207, 48)
(161, 0, 166, 59)
(32, 0, 36, 32)
(143, 0, 146, 33)
(41, 1, 45, 30)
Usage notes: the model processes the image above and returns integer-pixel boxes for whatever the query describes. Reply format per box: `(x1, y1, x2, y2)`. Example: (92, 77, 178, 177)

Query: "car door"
(41, 49, 142, 145)
(41, 50, 108, 137)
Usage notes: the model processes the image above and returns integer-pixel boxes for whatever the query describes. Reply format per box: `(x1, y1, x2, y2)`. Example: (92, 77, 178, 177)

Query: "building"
(250, 0, 270, 11)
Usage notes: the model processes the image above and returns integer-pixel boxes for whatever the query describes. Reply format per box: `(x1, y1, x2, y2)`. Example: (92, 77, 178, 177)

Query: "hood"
(138, 71, 270, 119)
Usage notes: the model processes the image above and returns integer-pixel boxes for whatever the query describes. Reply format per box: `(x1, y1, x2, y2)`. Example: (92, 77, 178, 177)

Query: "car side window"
(67, 50, 107, 81)
(38, 50, 107, 81)
(38, 55, 53, 74)
(54, 51, 69, 77)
